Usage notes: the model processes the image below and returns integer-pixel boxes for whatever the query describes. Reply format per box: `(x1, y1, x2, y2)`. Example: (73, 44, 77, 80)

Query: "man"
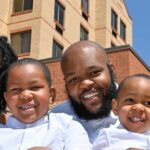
(52, 40, 117, 143)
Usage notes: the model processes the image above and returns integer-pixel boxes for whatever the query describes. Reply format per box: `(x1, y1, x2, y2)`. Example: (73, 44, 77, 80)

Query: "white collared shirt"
(52, 101, 117, 144)
(0, 111, 91, 150)
(92, 121, 150, 150)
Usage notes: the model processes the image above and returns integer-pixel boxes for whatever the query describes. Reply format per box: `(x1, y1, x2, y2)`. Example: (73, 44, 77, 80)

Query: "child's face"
(112, 77, 150, 133)
(4, 64, 54, 124)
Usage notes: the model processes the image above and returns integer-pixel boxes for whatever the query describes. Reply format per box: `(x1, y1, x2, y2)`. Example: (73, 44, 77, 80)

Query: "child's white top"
(92, 120, 150, 150)
(0, 111, 91, 150)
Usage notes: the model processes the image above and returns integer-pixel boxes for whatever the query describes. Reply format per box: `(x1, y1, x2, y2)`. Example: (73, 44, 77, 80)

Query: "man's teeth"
(130, 117, 144, 122)
(83, 92, 99, 99)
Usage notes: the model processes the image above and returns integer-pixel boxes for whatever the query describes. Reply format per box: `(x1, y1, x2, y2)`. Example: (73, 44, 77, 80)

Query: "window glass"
(52, 40, 63, 59)
(111, 9, 118, 31)
(11, 30, 31, 54)
(81, 0, 89, 14)
(54, 0, 64, 26)
(120, 20, 126, 41)
(80, 26, 88, 40)
(23, 0, 33, 11)
(13, 0, 33, 13)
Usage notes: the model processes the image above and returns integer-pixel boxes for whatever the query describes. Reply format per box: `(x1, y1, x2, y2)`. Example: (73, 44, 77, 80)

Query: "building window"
(120, 20, 126, 41)
(80, 25, 88, 40)
(52, 40, 63, 59)
(81, 0, 89, 20)
(111, 9, 118, 37)
(13, 0, 33, 13)
(11, 30, 31, 55)
(54, 0, 65, 34)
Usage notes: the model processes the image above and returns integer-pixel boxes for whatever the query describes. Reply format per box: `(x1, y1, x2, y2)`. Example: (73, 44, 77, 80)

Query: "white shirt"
(52, 101, 117, 144)
(92, 121, 150, 150)
(0, 111, 91, 150)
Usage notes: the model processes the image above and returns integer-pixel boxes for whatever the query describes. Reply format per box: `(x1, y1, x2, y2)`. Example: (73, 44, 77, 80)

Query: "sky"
(125, 0, 150, 66)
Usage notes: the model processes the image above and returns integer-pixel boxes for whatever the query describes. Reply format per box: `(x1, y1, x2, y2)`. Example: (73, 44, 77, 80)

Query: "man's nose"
(79, 79, 94, 90)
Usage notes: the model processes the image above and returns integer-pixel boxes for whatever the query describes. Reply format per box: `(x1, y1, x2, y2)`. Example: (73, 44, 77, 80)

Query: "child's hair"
(116, 73, 150, 98)
(0, 58, 52, 111)
(0, 36, 18, 75)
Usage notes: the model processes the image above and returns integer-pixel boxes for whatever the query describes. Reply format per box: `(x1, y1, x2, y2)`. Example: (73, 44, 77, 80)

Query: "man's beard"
(68, 78, 117, 120)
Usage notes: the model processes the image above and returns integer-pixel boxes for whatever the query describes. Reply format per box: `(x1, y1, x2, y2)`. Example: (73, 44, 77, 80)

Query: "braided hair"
(0, 36, 18, 111)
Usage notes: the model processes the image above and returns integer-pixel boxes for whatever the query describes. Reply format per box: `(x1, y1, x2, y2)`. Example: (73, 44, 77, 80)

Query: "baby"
(93, 74, 150, 150)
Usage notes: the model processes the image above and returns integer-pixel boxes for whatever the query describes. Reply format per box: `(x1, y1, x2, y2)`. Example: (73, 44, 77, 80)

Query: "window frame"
(111, 9, 118, 36)
(80, 25, 89, 40)
(52, 40, 63, 59)
(120, 19, 126, 41)
(10, 30, 31, 56)
(13, 0, 33, 13)
(54, 0, 65, 29)
(81, 0, 89, 20)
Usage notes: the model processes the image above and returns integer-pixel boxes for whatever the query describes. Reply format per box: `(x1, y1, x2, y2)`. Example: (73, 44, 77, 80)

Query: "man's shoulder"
(52, 100, 75, 115)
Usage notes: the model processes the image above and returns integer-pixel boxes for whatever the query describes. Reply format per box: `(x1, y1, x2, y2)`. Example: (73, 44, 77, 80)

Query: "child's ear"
(49, 86, 56, 104)
(4, 92, 8, 103)
(112, 98, 118, 116)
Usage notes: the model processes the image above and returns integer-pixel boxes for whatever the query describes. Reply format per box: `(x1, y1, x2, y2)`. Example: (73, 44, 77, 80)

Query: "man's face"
(62, 44, 116, 119)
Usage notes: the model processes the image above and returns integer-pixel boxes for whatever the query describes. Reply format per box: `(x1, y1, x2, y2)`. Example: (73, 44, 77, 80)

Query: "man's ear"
(49, 86, 56, 104)
(109, 61, 115, 73)
(108, 61, 117, 82)
(112, 98, 118, 116)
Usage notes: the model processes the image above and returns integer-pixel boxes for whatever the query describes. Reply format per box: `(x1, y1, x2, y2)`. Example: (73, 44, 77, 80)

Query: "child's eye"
(30, 86, 41, 91)
(144, 101, 150, 107)
(124, 98, 134, 104)
(9, 88, 21, 94)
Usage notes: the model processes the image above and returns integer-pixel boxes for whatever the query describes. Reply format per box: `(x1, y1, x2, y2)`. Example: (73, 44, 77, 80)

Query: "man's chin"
(69, 95, 111, 120)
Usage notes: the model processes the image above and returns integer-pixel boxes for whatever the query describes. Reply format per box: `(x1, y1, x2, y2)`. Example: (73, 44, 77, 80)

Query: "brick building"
(0, 0, 149, 103)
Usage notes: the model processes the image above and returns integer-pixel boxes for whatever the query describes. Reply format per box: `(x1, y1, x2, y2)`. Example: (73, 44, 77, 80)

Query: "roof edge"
(105, 44, 150, 72)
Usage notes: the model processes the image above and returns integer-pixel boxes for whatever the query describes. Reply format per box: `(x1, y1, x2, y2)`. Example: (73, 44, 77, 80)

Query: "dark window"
(81, 0, 89, 20)
(54, 0, 65, 27)
(81, 0, 89, 14)
(111, 9, 118, 32)
(11, 30, 31, 54)
(52, 40, 63, 59)
(80, 25, 88, 40)
(13, 0, 33, 13)
(120, 20, 126, 41)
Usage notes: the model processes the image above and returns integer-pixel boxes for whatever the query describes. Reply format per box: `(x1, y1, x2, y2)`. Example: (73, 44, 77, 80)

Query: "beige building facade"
(0, 0, 132, 59)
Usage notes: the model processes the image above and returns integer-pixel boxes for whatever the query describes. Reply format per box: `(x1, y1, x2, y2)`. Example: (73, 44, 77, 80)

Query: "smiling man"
(52, 40, 117, 143)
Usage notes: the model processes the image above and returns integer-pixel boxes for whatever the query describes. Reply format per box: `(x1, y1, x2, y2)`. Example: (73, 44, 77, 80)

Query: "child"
(92, 74, 150, 150)
(0, 58, 91, 150)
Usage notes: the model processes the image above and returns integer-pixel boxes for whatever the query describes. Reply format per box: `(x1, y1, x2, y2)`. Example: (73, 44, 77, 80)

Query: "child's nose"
(130, 104, 145, 115)
(19, 90, 33, 101)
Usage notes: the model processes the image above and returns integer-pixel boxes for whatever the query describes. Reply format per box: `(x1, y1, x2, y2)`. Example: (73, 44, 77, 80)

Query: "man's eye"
(144, 101, 150, 107)
(90, 70, 101, 77)
(67, 77, 78, 85)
